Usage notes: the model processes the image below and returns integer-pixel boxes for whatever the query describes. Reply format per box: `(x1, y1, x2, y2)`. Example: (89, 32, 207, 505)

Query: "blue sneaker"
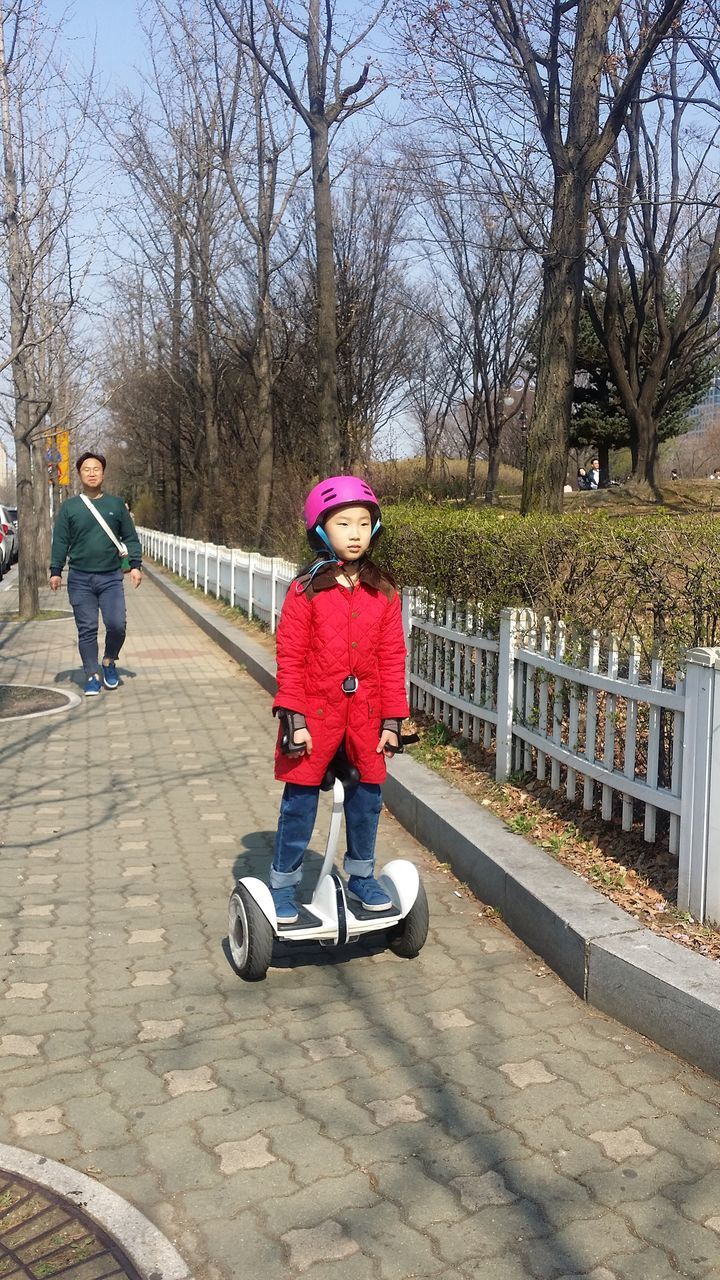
(271, 886, 299, 925)
(84, 674, 102, 697)
(102, 661, 119, 690)
(347, 875, 392, 912)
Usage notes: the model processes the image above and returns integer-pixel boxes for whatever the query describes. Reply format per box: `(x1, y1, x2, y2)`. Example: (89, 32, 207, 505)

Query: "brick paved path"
(1, 579, 719, 1280)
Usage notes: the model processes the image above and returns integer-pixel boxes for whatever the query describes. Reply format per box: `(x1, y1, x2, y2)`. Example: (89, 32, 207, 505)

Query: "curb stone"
(145, 563, 720, 1079)
(0, 1143, 193, 1280)
(0, 683, 81, 722)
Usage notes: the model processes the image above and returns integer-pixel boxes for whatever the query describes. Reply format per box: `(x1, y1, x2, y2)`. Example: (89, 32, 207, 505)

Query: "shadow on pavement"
(222, 820, 606, 1277)
(53, 665, 138, 687)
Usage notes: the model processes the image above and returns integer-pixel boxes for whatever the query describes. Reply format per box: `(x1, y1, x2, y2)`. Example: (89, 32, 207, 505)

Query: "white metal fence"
(140, 528, 297, 631)
(140, 528, 720, 925)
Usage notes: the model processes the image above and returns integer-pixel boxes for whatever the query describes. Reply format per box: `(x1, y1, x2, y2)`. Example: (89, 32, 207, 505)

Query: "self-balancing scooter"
(228, 749, 429, 980)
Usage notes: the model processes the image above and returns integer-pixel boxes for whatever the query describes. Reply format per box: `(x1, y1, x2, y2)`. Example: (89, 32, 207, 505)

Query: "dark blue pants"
(67, 569, 126, 677)
(270, 780, 383, 888)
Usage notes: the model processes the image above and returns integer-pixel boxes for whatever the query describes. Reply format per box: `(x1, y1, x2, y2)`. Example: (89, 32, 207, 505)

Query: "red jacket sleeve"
(378, 591, 410, 719)
(273, 584, 312, 714)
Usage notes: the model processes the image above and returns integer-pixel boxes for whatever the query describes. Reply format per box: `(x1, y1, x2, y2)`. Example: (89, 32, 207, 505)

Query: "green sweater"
(50, 494, 142, 575)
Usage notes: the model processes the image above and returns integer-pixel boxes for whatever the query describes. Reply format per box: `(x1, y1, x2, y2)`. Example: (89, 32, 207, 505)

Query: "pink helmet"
(303, 475, 381, 536)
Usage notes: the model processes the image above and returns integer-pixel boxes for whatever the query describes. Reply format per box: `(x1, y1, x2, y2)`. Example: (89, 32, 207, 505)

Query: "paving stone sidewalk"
(1, 579, 719, 1280)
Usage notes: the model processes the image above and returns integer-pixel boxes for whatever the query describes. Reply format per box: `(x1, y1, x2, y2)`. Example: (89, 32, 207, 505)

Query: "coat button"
(351, 611, 358, 618)
(351, 641, 358, 648)
(316, 708, 324, 716)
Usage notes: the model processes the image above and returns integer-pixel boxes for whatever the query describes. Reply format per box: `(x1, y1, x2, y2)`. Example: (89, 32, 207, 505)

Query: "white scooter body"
(236, 778, 420, 945)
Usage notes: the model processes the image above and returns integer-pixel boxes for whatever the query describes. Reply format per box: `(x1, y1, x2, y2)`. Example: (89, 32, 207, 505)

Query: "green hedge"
(376, 502, 720, 669)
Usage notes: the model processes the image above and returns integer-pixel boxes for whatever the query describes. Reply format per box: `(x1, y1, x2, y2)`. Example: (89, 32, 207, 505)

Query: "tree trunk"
(0, 6, 38, 615)
(171, 228, 183, 534)
(32, 434, 51, 574)
(309, 115, 340, 474)
(190, 231, 221, 541)
(484, 439, 501, 503)
(465, 452, 477, 503)
(15, 414, 39, 620)
(629, 426, 638, 473)
(521, 174, 591, 514)
(633, 409, 660, 493)
(253, 324, 274, 551)
(198, 331, 219, 516)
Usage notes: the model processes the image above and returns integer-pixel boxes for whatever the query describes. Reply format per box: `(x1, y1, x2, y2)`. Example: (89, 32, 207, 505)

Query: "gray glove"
(275, 708, 308, 754)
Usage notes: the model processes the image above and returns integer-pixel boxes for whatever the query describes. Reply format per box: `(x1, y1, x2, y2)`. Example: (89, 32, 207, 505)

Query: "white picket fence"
(140, 528, 298, 631)
(140, 528, 720, 925)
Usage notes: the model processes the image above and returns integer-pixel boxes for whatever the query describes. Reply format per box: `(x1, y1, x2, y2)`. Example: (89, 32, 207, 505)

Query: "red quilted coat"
(273, 560, 409, 785)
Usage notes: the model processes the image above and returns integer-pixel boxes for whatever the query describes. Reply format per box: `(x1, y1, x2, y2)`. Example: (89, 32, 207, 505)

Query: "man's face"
(79, 458, 105, 489)
(591, 459, 599, 469)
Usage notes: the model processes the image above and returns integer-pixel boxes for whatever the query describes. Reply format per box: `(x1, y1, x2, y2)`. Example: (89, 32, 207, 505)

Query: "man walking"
(49, 451, 143, 695)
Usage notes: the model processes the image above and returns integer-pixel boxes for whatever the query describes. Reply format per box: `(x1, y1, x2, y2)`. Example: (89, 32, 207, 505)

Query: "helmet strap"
(314, 524, 336, 554)
(296, 547, 341, 593)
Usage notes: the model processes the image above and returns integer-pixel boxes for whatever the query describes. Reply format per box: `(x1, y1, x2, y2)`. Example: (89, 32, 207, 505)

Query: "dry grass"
(407, 713, 719, 962)
(376, 459, 720, 517)
(369, 456, 525, 502)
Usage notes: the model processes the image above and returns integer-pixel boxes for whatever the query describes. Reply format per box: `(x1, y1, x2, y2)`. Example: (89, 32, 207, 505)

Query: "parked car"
(0, 504, 17, 566)
(6, 506, 18, 562)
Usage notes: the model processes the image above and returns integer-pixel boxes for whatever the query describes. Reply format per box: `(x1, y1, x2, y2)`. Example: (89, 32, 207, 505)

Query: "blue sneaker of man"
(102, 662, 119, 690)
(347, 875, 392, 912)
(84, 674, 102, 697)
(271, 886, 299, 925)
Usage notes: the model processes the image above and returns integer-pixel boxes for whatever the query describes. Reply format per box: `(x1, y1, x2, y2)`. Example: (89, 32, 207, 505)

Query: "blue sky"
(51, 0, 148, 88)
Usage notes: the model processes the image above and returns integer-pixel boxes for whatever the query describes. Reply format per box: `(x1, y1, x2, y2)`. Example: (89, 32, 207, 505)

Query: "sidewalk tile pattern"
(1, 582, 719, 1280)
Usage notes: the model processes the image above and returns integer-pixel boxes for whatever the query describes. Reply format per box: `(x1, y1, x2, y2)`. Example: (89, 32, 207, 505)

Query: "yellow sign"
(57, 430, 70, 485)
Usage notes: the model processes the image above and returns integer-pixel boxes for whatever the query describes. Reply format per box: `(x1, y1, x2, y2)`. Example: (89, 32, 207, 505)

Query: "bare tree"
(333, 167, 415, 469)
(411, 150, 537, 500)
(403, 0, 685, 512)
(587, 30, 720, 492)
(102, 1, 314, 546)
(106, 4, 237, 540)
(214, 0, 389, 472)
(404, 300, 463, 481)
(103, 269, 174, 525)
(199, 0, 307, 547)
(0, 0, 89, 616)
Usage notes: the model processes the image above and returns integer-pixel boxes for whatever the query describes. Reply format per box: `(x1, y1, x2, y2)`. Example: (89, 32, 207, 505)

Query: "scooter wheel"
(228, 884, 273, 980)
(387, 882, 429, 958)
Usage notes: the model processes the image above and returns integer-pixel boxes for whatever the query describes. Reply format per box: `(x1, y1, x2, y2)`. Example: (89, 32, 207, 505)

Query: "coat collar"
(300, 557, 396, 601)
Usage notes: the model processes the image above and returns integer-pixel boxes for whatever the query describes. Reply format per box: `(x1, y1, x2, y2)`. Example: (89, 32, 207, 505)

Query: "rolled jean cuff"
(343, 855, 374, 877)
(270, 866, 303, 888)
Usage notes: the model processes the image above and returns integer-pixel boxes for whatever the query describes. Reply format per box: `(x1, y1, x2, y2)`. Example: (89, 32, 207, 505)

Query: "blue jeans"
(270, 781, 383, 888)
(67, 569, 126, 677)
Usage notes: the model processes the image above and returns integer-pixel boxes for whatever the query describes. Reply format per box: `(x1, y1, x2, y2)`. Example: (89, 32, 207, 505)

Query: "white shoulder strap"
(79, 493, 125, 553)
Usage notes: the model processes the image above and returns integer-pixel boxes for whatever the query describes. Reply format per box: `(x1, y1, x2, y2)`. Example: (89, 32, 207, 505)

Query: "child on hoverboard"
(270, 476, 409, 924)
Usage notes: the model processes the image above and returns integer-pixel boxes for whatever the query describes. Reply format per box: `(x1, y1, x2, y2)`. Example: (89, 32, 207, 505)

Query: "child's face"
(323, 504, 374, 562)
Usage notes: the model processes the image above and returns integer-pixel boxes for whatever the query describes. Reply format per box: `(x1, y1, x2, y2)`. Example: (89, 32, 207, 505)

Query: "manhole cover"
(0, 1169, 143, 1279)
